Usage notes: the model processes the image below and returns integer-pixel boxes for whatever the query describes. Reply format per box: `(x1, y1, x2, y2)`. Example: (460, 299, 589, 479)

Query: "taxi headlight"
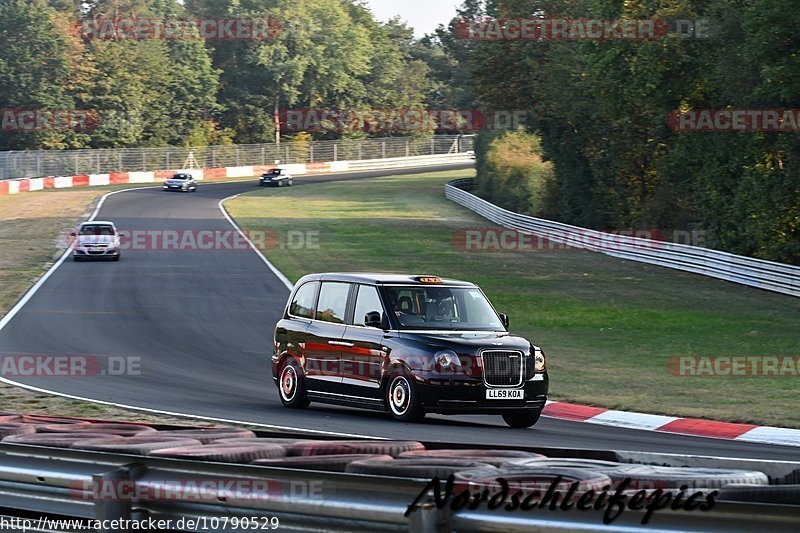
(434, 349, 460, 370)
(533, 347, 546, 372)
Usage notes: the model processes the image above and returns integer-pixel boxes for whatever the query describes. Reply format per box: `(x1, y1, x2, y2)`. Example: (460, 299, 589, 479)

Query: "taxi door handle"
(328, 340, 354, 347)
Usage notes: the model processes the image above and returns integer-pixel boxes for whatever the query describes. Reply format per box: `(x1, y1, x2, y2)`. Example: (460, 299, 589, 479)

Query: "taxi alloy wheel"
(387, 375, 425, 422)
(279, 361, 309, 409)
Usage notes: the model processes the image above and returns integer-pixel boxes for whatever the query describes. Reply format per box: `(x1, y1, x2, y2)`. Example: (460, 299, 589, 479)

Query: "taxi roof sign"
(416, 276, 443, 284)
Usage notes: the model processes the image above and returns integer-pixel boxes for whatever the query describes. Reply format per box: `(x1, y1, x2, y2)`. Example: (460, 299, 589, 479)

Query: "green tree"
(0, 0, 86, 150)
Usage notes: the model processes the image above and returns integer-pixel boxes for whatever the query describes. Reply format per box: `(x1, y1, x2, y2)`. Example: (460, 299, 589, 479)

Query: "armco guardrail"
(446, 178, 800, 298)
(0, 135, 474, 180)
(1, 441, 799, 532)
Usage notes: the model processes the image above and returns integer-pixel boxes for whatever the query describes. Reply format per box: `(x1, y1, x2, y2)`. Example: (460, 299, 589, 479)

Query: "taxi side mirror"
(364, 311, 383, 328)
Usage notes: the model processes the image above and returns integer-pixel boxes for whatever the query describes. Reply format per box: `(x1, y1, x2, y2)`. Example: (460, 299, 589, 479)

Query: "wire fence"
(0, 135, 474, 180)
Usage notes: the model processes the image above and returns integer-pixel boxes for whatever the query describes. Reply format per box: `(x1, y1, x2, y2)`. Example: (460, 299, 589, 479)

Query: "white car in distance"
(163, 172, 198, 192)
(72, 221, 121, 261)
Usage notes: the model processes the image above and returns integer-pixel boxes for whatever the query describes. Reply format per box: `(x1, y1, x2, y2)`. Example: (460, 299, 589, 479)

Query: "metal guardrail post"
(407, 496, 452, 533)
(92, 464, 140, 529)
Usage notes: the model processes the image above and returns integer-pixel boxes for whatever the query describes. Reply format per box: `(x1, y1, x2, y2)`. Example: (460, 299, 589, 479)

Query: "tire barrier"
(455, 466, 615, 494)
(596, 465, 770, 490)
(3, 433, 124, 447)
(148, 443, 286, 463)
(286, 440, 425, 457)
(70, 436, 204, 454)
(516, 458, 625, 468)
(253, 454, 394, 472)
(398, 449, 546, 467)
(214, 437, 313, 445)
(151, 428, 257, 443)
(37, 422, 155, 436)
(21, 415, 88, 426)
(347, 457, 497, 478)
(0, 423, 37, 438)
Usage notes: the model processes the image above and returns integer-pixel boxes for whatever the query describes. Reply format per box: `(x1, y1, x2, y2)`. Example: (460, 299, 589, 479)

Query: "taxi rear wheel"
(502, 409, 542, 428)
(279, 360, 310, 409)
(387, 375, 425, 422)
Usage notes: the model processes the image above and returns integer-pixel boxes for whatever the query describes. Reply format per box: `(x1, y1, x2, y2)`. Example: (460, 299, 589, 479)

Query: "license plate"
(486, 389, 523, 400)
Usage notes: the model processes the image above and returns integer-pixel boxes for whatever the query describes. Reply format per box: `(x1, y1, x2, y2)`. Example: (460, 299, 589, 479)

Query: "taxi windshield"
(383, 286, 504, 331)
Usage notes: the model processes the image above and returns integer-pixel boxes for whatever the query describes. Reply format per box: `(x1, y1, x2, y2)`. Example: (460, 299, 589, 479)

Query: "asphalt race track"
(1, 165, 799, 461)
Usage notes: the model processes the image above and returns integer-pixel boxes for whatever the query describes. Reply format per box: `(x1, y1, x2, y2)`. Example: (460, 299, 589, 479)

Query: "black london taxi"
(272, 273, 548, 427)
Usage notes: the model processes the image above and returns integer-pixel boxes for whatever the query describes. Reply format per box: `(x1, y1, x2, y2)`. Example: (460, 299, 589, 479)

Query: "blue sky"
(365, 0, 461, 37)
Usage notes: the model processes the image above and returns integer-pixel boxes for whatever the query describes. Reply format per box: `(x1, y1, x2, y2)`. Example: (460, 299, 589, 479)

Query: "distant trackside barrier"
(446, 178, 800, 298)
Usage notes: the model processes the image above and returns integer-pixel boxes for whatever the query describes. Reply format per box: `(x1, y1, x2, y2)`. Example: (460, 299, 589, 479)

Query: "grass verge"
(227, 169, 800, 428)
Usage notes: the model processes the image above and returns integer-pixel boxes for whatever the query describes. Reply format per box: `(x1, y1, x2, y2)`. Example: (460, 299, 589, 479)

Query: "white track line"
(0, 183, 382, 439)
(218, 194, 293, 291)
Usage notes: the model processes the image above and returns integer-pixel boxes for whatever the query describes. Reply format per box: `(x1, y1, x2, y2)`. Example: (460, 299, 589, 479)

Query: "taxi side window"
(316, 282, 350, 324)
(353, 285, 383, 326)
(289, 282, 318, 319)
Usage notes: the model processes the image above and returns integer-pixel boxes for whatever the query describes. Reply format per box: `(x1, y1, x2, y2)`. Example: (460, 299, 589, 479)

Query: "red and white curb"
(0, 163, 325, 196)
(543, 401, 800, 447)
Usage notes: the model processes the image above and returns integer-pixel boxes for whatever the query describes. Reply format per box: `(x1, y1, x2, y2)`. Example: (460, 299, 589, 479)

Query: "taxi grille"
(481, 350, 523, 387)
